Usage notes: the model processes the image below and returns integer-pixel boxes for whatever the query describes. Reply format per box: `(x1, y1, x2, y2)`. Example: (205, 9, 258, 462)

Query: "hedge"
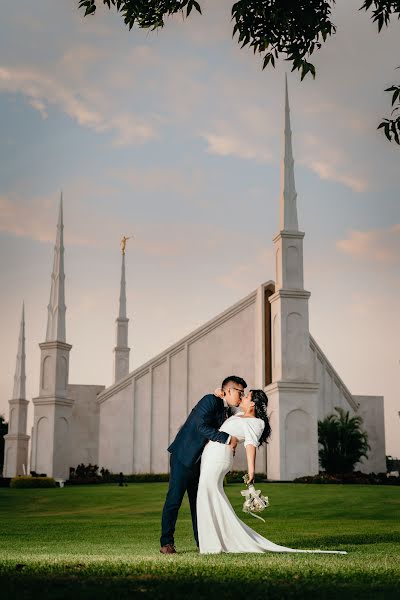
(10, 476, 56, 488)
(65, 471, 268, 485)
(293, 471, 400, 485)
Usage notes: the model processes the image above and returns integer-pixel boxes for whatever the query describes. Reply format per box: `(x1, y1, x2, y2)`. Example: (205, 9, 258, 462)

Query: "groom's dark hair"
(221, 375, 247, 389)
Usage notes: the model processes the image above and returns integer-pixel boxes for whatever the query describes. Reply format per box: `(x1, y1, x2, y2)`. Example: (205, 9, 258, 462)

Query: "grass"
(0, 482, 399, 599)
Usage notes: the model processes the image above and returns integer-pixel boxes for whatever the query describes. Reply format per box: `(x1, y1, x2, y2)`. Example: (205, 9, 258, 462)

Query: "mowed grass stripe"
(0, 483, 399, 599)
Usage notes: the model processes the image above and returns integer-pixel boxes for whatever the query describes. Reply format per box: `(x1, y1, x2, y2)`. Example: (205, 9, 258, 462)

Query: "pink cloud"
(336, 226, 400, 263)
(202, 131, 273, 163)
(299, 134, 368, 193)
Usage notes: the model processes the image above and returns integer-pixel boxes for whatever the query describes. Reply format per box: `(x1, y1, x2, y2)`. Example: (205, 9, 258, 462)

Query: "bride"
(197, 389, 347, 555)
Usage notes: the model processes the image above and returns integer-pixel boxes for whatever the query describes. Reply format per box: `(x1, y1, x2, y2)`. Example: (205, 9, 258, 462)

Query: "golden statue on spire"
(120, 235, 133, 255)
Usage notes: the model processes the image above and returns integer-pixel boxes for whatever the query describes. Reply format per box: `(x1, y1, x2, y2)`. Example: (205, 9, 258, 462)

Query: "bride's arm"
(245, 444, 256, 484)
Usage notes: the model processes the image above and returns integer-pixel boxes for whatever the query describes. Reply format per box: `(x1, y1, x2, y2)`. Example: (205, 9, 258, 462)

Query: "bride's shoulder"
(252, 417, 265, 430)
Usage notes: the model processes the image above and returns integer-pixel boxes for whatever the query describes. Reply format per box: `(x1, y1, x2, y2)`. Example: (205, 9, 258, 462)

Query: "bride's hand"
(214, 387, 225, 398)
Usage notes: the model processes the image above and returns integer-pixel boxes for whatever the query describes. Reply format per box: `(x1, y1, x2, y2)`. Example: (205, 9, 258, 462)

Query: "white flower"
(240, 482, 269, 521)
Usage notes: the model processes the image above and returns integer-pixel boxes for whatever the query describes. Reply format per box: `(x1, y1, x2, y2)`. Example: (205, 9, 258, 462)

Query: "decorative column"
(113, 237, 130, 383)
(3, 303, 30, 477)
(265, 77, 319, 481)
(31, 193, 73, 479)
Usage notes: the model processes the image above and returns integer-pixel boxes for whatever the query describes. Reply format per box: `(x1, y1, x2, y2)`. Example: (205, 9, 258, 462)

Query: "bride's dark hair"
(250, 389, 271, 445)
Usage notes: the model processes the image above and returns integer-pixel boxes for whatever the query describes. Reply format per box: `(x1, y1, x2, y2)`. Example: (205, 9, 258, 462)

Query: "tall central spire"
(46, 193, 66, 342)
(279, 75, 299, 232)
(12, 302, 26, 400)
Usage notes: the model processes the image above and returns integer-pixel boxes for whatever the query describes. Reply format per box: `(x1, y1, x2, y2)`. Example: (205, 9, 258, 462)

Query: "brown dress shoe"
(160, 544, 177, 554)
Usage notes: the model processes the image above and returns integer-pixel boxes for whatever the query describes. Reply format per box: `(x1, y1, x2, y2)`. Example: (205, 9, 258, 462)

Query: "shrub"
(65, 472, 171, 485)
(294, 471, 400, 485)
(225, 471, 268, 484)
(318, 407, 370, 474)
(65, 469, 268, 486)
(10, 476, 56, 488)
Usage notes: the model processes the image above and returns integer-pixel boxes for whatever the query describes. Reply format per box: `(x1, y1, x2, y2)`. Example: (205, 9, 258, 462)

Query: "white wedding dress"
(197, 413, 347, 555)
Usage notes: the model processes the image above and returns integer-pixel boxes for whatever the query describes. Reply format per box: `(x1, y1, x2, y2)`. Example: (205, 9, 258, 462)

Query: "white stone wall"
(353, 395, 386, 474)
(98, 381, 134, 474)
(30, 405, 55, 476)
(310, 335, 358, 420)
(133, 371, 151, 473)
(98, 291, 264, 474)
(151, 360, 169, 473)
(265, 381, 319, 480)
(96, 287, 386, 479)
(68, 384, 104, 469)
(310, 336, 386, 475)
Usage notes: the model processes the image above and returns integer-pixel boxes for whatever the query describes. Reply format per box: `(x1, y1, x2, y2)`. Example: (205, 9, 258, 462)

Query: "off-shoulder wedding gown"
(196, 413, 347, 555)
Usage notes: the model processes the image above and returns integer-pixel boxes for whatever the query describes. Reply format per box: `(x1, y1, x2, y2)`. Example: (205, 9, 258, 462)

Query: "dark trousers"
(160, 453, 200, 547)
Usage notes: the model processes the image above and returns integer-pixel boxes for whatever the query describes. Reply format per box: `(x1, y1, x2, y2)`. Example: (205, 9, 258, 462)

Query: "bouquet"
(240, 474, 269, 522)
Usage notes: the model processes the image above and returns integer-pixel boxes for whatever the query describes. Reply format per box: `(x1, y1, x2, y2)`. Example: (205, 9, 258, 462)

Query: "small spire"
(114, 242, 130, 382)
(118, 253, 127, 320)
(279, 74, 299, 231)
(12, 302, 26, 400)
(46, 192, 66, 342)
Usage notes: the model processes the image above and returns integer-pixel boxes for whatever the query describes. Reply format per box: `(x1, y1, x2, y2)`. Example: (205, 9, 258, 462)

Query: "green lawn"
(0, 482, 399, 599)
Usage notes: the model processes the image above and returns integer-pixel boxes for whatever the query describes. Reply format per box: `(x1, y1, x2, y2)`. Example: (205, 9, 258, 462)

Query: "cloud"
(28, 98, 48, 119)
(0, 195, 55, 242)
(202, 130, 273, 163)
(305, 159, 367, 193)
(0, 188, 222, 259)
(0, 65, 157, 145)
(336, 225, 400, 263)
(298, 134, 368, 193)
(0, 194, 102, 246)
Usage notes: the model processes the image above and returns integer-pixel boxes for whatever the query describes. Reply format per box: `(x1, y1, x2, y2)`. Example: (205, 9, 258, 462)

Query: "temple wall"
(98, 381, 134, 473)
(96, 291, 386, 478)
(310, 335, 358, 420)
(309, 337, 386, 475)
(98, 290, 264, 474)
(353, 395, 386, 474)
(68, 384, 104, 470)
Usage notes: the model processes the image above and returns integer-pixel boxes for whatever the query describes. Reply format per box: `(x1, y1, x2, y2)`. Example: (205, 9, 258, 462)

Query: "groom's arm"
(192, 395, 230, 444)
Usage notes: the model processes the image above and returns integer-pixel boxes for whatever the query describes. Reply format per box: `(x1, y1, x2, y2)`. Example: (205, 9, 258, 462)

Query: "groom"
(160, 375, 247, 554)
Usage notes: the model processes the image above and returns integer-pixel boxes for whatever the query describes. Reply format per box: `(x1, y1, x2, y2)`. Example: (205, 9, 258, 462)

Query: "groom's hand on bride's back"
(229, 436, 239, 456)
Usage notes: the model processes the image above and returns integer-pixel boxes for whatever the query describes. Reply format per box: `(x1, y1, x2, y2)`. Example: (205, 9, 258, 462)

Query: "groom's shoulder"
(194, 393, 220, 410)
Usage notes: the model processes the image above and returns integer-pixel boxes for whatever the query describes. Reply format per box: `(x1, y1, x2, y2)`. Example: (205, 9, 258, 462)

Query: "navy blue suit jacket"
(168, 394, 229, 468)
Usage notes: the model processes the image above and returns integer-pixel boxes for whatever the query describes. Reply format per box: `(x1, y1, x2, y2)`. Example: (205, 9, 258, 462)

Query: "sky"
(0, 0, 399, 458)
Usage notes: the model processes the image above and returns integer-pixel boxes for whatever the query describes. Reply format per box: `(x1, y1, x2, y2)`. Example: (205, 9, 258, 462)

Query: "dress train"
(197, 441, 347, 555)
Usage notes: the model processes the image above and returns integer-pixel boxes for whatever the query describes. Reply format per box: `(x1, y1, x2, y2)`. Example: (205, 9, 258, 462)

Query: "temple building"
(4, 80, 386, 480)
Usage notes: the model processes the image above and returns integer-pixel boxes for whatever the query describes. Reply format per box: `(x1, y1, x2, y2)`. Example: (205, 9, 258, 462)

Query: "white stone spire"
(113, 247, 130, 383)
(31, 193, 73, 480)
(266, 75, 319, 481)
(279, 74, 299, 232)
(4, 302, 30, 477)
(46, 192, 66, 342)
(12, 302, 26, 400)
(118, 254, 127, 320)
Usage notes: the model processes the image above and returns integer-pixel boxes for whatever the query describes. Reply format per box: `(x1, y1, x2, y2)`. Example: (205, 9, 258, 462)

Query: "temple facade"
(4, 81, 386, 480)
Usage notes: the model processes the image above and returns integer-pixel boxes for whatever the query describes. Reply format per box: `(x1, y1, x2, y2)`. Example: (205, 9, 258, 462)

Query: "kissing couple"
(160, 375, 347, 555)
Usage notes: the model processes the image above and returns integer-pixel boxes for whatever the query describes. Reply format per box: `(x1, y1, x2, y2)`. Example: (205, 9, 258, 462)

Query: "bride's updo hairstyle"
(250, 389, 271, 445)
